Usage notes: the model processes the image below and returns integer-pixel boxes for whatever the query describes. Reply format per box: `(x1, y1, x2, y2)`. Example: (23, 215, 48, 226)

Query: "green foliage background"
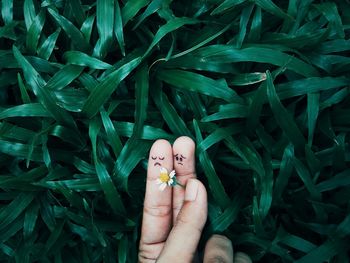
(0, 0, 350, 262)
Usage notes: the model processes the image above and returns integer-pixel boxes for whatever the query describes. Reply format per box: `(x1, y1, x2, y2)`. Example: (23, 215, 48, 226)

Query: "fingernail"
(185, 179, 198, 201)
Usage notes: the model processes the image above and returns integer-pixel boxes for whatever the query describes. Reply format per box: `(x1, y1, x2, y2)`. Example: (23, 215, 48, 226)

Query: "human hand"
(138, 137, 252, 263)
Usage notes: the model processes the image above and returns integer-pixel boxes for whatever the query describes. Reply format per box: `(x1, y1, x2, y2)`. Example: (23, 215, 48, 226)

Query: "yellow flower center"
(159, 172, 170, 183)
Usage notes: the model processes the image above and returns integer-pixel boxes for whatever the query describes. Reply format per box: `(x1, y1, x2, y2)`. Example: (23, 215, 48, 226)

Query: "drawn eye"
(176, 156, 179, 161)
(151, 156, 157, 160)
(159, 157, 165, 160)
(180, 157, 183, 162)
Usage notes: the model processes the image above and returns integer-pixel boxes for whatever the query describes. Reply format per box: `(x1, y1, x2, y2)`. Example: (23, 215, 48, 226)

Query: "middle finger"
(172, 136, 196, 222)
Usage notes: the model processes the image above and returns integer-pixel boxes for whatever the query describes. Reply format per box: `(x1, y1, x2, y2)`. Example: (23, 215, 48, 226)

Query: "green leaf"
(254, 0, 292, 21)
(118, 234, 128, 263)
(202, 104, 248, 122)
(96, 0, 114, 57)
(45, 64, 84, 91)
(248, 6, 262, 41)
(295, 238, 347, 263)
(195, 45, 319, 77)
(316, 169, 350, 193)
(198, 123, 243, 152)
(266, 70, 306, 151)
(45, 220, 65, 253)
(274, 144, 294, 201)
(133, 0, 164, 29)
(1, 0, 13, 24)
(260, 28, 330, 49)
(82, 57, 141, 118)
(152, 82, 191, 136)
(114, 0, 125, 56)
(158, 69, 243, 103)
(211, 188, 245, 232)
(63, 51, 112, 69)
(134, 64, 149, 137)
(211, 0, 247, 15)
(69, 0, 85, 26)
(276, 228, 317, 254)
(0, 193, 35, 232)
(121, 0, 150, 26)
(113, 121, 175, 141)
(26, 9, 46, 54)
(23, 202, 39, 239)
(40, 177, 100, 192)
(293, 157, 320, 199)
(193, 119, 230, 209)
(235, 4, 254, 48)
(336, 213, 350, 238)
(314, 2, 344, 38)
(275, 77, 348, 100)
(224, 137, 264, 176)
(113, 137, 152, 192)
(0, 103, 52, 119)
(80, 14, 95, 43)
(48, 8, 90, 52)
(12, 46, 77, 129)
(170, 22, 234, 60)
(101, 108, 123, 158)
(307, 93, 319, 145)
(17, 73, 31, 104)
(144, 17, 199, 57)
(0, 21, 18, 40)
(37, 28, 61, 60)
(259, 153, 273, 219)
(89, 117, 126, 216)
(23, 0, 36, 30)
(246, 82, 266, 131)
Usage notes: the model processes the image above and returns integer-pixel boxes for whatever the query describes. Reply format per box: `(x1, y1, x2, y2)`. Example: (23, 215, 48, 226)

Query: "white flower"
(156, 167, 176, 191)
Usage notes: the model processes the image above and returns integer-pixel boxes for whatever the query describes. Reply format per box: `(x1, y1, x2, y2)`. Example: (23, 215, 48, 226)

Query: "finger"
(139, 139, 173, 262)
(203, 235, 234, 263)
(172, 136, 196, 222)
(234, 252, 252, 263)
(157, 179, 207, 263)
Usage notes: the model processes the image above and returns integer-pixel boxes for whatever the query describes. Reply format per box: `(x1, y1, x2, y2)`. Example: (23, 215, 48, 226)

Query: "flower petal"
(169, 170, 176, 178)
(168, 179, 174, 186)
(156, 179, 162, 185)
(159, 183, 167, 191)
(160, 167, 168, 174)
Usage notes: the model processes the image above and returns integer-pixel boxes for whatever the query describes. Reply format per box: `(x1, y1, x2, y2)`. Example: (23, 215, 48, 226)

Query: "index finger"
(139, 139, 173, 261)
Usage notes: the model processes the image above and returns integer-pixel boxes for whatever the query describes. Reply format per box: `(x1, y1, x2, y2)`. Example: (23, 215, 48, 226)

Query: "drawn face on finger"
(174, 154, 186, 165)
(151, 155, 165, 167)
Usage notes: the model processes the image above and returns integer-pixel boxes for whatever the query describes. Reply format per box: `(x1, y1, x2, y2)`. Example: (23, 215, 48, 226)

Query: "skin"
(139, 137, 252, 263)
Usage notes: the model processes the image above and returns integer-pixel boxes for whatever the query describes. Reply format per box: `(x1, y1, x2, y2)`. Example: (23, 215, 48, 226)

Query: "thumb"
(157, 179, 207, 263)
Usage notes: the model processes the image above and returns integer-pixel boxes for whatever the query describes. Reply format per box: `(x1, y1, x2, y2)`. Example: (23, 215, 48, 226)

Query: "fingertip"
(173, 137, 196, 160)
(172, 136, 196, 178)
(204, 235, 233, 263)
(148, 139, 173, 179)
(234, 252, 252, 263)
(209, 234, 232, 245)
(173, 136, 196, 148)
(206, 235, 233, 253)
(150, 139, 172, 154)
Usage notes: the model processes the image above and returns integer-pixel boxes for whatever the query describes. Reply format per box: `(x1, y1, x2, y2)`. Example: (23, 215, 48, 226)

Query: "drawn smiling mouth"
(154, 162, 161, 166)
(177, 163, 183, 165)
